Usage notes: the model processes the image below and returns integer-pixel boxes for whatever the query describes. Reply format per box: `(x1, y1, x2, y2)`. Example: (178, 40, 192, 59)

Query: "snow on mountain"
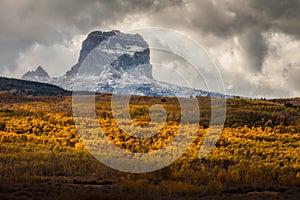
(21, 30, 225, 98)
(22, 66, 50, 83)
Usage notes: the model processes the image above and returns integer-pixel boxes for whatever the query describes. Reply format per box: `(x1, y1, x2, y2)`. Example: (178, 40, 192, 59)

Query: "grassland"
(0, 92, 299, 199)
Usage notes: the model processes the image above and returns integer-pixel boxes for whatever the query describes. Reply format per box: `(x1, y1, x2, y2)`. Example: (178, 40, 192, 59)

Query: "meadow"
(0, 92, 299, 199)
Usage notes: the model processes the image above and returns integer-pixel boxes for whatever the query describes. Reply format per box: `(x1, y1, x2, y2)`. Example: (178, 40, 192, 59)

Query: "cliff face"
(21, 30, 220, 98)
(65, 30, 119, 77)
(57, 30, 153, 92)
(79, 31, 119, 64)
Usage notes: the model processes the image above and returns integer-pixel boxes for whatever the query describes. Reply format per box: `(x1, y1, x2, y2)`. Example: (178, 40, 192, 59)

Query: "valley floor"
(0, 94, 299, 199)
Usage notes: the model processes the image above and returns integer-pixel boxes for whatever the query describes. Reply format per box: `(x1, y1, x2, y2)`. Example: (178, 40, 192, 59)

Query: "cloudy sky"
(1, 0, 300, 98)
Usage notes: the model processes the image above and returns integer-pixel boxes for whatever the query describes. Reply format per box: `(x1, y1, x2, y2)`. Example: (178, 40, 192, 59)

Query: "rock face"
(65, 30, 119, 77)
(21, 30, 225, 98)
(55, 30, 154, 93)
(66, 30, 151, 78)
(22, 66, 50, 82)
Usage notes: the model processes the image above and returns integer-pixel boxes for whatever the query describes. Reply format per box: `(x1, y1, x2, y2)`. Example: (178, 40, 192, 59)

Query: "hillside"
(0, 77, 71, 96)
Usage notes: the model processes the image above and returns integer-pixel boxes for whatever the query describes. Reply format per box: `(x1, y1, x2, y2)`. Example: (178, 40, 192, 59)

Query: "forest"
(0, 92, 299, 199)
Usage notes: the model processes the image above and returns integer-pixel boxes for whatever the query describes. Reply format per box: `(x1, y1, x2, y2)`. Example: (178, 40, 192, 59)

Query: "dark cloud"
(239, 30, 268, 72)
(0, 0, 182, 76)
(148, 0, 300, 74)
(213, 0, 300, 73)
(143, 1, 300, 98)
(0, 40, 31, 74)
(0, 0, 299, 97)
(0, 0, 183, 43)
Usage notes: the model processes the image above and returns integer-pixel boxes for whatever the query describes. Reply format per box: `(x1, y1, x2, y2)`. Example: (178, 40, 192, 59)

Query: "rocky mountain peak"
(22, 66, 50, 81)
(66, 30, 120, 77)
(20, 30, 223, 98)
(78, 30, 120, 64)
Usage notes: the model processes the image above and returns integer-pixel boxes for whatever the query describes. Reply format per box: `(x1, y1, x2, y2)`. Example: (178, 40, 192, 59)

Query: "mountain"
(65, 30, 119, 77)
(22, 66, 50, 82)
(0, 77, 70, 96)
(21, 30, 224, 98)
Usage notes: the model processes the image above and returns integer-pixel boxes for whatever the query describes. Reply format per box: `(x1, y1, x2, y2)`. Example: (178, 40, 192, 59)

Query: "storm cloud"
(144, 0, 300, 97)
(0, 0, 300, 97)
(0, 0, 182, 76)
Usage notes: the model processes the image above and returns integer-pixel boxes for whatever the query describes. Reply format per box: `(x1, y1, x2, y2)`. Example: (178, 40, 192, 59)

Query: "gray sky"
(0, 0, 300, 98)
